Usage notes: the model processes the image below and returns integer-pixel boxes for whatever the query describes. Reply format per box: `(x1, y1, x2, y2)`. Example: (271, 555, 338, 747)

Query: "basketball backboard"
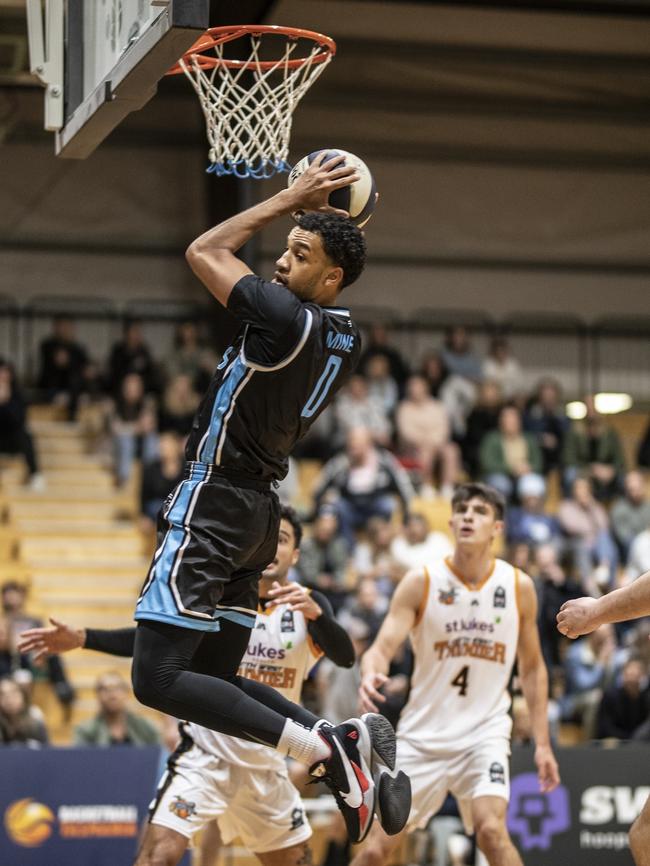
(26, 0, 208, 158)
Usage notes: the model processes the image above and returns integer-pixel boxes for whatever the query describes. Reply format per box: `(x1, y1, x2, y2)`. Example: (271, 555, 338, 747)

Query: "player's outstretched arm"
(516, 575, 560, 793)
(557, 569, 650, 639)
(18, 618, 135, 662)
(358, 569, 425, 713)
(185, 154, 359, 307)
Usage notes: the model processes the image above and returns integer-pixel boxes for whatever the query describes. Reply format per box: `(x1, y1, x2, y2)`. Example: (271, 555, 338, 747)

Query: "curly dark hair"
(279, 504, 303, 549)
(296, 213, 366, 290)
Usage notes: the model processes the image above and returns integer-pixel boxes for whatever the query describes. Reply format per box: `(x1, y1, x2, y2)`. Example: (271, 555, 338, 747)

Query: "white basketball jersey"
(188, 600, 322, 770)
(397, 557, 521, 754)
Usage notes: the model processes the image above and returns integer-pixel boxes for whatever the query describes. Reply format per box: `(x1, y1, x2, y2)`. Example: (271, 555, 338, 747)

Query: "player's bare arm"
(18, 617, 86, 662)
(557, 569, 650, 639)
(359, 568, 426, 713)
(185, 153, 359, 306)
(516, 574, 560, 793)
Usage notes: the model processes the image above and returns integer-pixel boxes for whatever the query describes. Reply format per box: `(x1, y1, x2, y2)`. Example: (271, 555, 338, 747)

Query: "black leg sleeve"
(131, 621, 312, 748)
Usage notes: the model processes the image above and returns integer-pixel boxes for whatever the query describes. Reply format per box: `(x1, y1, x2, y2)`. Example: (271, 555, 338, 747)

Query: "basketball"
(288, 149, 377, 229)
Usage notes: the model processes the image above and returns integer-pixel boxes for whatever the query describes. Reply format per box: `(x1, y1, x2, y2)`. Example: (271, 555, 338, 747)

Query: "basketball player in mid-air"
(20, 507, 354, 866)
(558, 571, 650, 865)
(349, 482, 560, 866)
(125, 152, 408, 843)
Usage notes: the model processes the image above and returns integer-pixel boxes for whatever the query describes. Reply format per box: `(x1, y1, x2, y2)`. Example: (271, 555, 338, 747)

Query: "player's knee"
(475, 817, 508, 855)
(131, 659, 163, 710)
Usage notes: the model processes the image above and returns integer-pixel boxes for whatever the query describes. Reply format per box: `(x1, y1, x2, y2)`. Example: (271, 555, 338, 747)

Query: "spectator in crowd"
(352, 516, 397, 598)
(396, 374, 460, 497)
(532, 545, 582, 672)
(140, 431, 185, 526)
(158, 374, 201, 437)
(313, 427, 415, 546)
(339, 578, 389, 643)
(37, 316, 89, 419)
(524, 378, 570, 475)
(1, 585, 76, 714)
(358, 323, 409, 392)
(298, 505, 351, 614)
(479, 404, 543, 501)
(0, 616, 32, 681)
(625, 520, 650, 585)
(563, 394, 625, 501)
(611, 470, 650, 562)
(638, 417, 650, 469)
(420, 350, 476, 440)
(165, 320, 217, 394)
(561, 624, 622, 738)
(462, 379, 503, 477)
(506, 474, 562, 551)
(334, 374, 391, 447)
(482, 336, 523, 400)
(364, 354, 399, 418)
(110, 372, 159, 486)
(596, 657, 650, 740)
(0, 677, 49, 747)
(440, 325, 483, 383)
(558, 476, 619, 595)
(390, 512, 453, 572)
(291, 404, 338, 463)
(108, 319, 158, 396)
(74, 670, 160, 747)
(0, 359, 44, 489)
(507, 541, 533, 574)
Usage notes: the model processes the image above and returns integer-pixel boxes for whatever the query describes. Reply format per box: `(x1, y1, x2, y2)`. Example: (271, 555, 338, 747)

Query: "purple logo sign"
(508, 773, 570, 850)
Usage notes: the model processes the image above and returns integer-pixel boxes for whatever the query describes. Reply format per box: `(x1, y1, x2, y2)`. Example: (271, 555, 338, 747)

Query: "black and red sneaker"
(361, 713, 412, 835)
(309, 718, 377, 843)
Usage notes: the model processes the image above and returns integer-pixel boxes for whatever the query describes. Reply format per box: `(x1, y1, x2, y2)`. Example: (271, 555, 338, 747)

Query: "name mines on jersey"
(326, 331, 355, 353)
(433, 637, 507, 665)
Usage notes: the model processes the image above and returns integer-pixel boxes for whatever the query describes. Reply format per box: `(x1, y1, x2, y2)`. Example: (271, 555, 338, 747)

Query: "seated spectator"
(108, 319, 158, 396)
(314, 427, 415, 547)
(625, 520, 650, 584)
(140, 432, 185, 525)
(364, 354, 399, 418)
(440, 325, 483, 383)
(506, 475, 562, 550)
(110, 372, 159, 486)
(479, 404, 543, 501)
(334, 375, 391, 447)
(596, 657, 650, 740)
(506, 541, 533, 573)
(462, 380, 503, 477)
(37, 315, 89, 419)
(166, 320, 217, 394)
(74, 671, 160, 747)
(158, 374, 201, 437)
(291, 404, 338, 463)
(1, 586, 76, 713)
(611, 470, 650, 562)
(390, 512, 453, 572)
(352, 516, 397, 598)
(558, 477, 619, 594)
(524, 379, 570, 475)
(358, 323, 409, 393)
(420, 351, 476, 440)
(561, 624, 622, 738)
(563, 395, 625, 501)
(0, 616, 32, 681)
(298, 506, 351, 614)
(482, 336, 523, 400)
(0, 359, 44, 489)
(396, 374, 460, 497)
(532, 545, 582, 672)
(339, 578, 389, 643)
(0, 677, 48, 747)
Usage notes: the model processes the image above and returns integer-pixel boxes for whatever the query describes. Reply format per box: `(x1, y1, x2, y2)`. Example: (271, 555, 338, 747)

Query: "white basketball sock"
(277, 719, 331, 766)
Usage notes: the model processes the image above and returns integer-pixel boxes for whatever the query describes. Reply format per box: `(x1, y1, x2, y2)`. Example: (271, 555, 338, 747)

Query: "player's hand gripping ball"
(288, 149, 377, 228)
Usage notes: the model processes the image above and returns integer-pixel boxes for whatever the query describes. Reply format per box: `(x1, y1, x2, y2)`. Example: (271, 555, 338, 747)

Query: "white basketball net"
(179, 34, 334, 179)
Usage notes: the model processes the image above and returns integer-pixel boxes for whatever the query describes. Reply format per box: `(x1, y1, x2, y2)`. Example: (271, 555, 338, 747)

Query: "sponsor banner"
(0, 747, 190, 866)
(509, 745, 647, 865)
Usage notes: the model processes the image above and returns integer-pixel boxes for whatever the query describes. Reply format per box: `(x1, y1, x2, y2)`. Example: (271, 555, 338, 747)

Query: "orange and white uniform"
(397, 557, 522, 832)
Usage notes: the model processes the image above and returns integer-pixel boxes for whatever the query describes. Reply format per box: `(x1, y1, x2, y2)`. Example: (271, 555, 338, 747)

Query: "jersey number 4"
(451, 665, 469, 697)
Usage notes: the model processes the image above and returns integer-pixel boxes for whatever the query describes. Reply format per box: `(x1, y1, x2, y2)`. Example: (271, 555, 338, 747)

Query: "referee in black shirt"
(131, 154, 410, 844)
